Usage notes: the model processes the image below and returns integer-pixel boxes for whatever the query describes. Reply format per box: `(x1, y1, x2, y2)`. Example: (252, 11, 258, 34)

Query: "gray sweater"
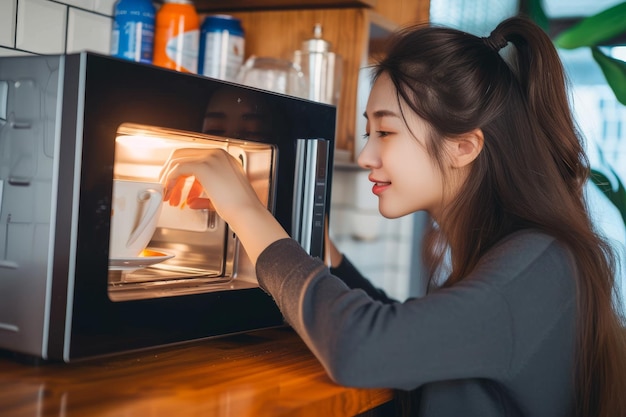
(255, 230, 577, 416)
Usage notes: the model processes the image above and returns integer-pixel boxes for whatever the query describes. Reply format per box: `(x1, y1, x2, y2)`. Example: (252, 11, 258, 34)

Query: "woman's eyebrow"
(363, 109, 400, 120)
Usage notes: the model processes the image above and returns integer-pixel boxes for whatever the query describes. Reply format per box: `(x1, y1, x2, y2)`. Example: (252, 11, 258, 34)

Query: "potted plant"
(529, 1, 626, 227)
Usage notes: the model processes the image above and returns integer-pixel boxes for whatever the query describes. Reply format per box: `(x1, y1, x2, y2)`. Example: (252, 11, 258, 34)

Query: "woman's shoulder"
(472, 229, 575, 287)
(489, 229, 569, 260)
(497, 228, 558, 246)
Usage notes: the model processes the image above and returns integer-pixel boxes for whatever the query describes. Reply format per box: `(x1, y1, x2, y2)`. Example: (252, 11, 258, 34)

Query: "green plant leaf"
(524, 0, 550, 32)
(554, 1, 626, 49)
(590, 168, 626, 227)
(592, 47, 626, 106)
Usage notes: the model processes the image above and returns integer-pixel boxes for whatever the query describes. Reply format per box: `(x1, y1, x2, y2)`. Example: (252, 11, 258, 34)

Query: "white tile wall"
(67, 7, 111, 54)
(95, 0, 118, 15)
(17, 0, 67, 54)
(0, 0, 17, 48)
(0, 48, 30, 57)
(58, 0, 97, 8)
(2, 0, 115, 57)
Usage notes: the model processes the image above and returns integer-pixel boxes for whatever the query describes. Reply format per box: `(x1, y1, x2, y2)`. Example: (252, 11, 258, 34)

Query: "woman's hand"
(160, 148, 289, 264)
(160, 148, 258, 223)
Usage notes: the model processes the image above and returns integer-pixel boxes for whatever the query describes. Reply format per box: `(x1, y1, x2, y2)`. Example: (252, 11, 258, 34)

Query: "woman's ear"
(447, 129, 484, 168)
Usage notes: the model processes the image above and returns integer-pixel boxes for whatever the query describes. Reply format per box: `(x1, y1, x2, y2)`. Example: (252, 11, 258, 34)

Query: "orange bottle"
(152, 0, 200, 73)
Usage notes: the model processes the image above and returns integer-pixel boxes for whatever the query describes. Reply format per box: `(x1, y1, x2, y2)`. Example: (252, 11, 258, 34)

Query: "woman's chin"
(378, 205, 408, 219)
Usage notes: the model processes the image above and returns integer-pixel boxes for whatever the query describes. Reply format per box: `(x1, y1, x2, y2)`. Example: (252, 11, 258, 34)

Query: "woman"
(161, 16, 626, 417)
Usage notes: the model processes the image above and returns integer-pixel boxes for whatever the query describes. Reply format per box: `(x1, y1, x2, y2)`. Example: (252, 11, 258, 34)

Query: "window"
(430, 0, 519, 35)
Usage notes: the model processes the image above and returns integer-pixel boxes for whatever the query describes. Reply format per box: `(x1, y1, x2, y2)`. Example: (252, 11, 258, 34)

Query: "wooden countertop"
(0, 327, 393, 417)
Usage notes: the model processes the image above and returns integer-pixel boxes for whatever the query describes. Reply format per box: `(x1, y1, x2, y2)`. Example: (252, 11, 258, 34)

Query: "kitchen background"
(1, 0, 625, 302)
(0, 0, 425, 301)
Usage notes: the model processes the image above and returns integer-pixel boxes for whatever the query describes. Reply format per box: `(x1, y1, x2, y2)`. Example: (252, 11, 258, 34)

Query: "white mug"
(109, 179, 164, 259)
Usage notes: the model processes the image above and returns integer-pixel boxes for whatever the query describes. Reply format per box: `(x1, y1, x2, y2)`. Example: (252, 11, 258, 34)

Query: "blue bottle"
(111, 0, 156, 64)
(198, 15, 245, 81)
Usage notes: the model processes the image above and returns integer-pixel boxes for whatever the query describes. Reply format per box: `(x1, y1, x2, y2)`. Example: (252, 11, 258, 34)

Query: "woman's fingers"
(187, 179, 204, 202)
(163, 175, 189, 206)
(163, 159, 218, 209)
(186, 180, 214, 209)
(187, 198, 214, 210)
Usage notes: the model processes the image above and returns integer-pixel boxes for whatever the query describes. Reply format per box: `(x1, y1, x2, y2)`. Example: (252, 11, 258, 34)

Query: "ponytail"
(490, 18, 587, 194)
(490, 18, 626, 416)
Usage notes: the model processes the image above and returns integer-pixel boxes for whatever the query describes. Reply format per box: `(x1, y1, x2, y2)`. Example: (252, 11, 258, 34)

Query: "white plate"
(109, 249, 174, 271)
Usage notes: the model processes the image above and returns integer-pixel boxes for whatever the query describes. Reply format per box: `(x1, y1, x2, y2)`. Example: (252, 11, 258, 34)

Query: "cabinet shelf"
(188, 0, 375, 13)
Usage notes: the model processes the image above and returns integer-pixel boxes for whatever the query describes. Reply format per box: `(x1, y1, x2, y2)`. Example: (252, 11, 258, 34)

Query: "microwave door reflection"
(202, 87, 274, 141)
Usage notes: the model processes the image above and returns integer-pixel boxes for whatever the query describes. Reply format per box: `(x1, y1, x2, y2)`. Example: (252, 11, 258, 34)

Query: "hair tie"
(483, 33, 508, 52)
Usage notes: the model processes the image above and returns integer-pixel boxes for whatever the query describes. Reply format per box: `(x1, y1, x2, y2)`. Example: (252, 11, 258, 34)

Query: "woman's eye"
(362, 131, 391, 140)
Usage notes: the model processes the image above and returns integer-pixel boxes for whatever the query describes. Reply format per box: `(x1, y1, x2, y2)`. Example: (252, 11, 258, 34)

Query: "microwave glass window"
(107, 123, 276, 302)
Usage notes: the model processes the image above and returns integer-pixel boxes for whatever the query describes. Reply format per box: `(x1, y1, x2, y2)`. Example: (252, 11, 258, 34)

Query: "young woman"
(161, 16, 626, 417)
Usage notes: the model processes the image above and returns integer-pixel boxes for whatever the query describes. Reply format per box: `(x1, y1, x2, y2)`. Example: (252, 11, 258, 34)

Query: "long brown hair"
(376, 16, 626, 417)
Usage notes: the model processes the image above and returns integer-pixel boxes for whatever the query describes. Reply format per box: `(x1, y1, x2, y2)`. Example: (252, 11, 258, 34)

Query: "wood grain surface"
(191, 0, 376, 12)
(0, 327, 392, 417)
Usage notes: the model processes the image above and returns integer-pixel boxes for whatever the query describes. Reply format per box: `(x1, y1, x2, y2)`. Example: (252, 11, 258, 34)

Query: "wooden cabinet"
(192, 0, 430, 158)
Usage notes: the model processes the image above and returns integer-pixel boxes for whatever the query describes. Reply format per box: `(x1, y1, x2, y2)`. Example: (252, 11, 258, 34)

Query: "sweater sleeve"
(255, 239, 513, 390)
(255, 234, 575, 391)
(330, 254, 395, 303)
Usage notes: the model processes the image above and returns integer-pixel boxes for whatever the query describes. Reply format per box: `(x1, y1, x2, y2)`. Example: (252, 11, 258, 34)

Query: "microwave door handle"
(292, 139, 329, 258)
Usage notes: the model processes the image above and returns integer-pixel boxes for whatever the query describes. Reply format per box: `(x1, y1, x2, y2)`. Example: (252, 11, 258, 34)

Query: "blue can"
(110, 0, 155, 64)
(198, 15, 245, 81)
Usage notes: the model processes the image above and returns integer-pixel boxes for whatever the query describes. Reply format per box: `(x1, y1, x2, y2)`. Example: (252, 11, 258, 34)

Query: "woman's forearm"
(225, 202, 290, 266)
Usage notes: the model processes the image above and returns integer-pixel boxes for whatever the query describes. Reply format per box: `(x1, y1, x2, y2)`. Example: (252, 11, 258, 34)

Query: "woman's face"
(358, 73, 445, 219)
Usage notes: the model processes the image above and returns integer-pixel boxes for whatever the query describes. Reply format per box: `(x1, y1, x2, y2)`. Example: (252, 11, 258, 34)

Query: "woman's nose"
(356, 139, 379, 170)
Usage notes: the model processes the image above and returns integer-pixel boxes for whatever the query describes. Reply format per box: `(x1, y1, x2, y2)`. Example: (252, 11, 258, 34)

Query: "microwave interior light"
(115, 134, 173, 149)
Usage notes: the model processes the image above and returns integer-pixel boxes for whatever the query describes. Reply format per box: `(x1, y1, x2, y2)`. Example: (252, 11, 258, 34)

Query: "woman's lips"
(371, 181, 391, 196)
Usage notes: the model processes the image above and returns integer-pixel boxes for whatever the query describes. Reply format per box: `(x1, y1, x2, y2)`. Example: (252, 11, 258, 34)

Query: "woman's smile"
(370, 178, 391, 195)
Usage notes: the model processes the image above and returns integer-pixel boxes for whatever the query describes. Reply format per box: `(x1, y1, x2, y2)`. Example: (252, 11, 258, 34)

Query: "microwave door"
(292, 138, 330, 257)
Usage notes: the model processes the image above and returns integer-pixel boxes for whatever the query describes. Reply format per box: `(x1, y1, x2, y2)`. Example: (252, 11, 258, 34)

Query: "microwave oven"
(0, 52, 335, 362)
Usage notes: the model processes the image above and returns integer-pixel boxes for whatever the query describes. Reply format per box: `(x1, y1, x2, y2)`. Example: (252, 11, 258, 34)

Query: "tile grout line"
(13, 0, 19, 49)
